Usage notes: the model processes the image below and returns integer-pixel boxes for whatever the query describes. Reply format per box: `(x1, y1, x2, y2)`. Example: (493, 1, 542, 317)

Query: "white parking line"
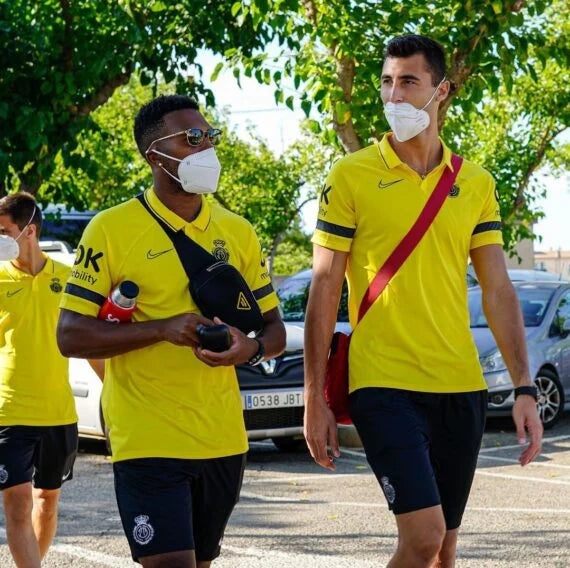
(478, 454, 570, 469)
(0, 527, 135, 567)
(476, 470, 570, 485)
(245, 473, 365, 484)
(479, 434, 570, 453)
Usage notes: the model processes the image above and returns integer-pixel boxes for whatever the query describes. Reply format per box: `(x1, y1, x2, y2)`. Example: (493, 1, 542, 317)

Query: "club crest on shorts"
(0, 465, 8, 484)
(133, 514, 154, 545)
(380, 476, 396, 504)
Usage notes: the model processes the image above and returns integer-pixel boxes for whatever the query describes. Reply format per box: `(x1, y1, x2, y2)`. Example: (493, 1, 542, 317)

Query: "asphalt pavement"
(1, 416, 570, 567)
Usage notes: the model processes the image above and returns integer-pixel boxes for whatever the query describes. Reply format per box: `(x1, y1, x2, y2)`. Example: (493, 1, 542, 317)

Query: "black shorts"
(350, 388, 486, 530)
(113, 453, 247, 563)
(0, 424, 78, 490)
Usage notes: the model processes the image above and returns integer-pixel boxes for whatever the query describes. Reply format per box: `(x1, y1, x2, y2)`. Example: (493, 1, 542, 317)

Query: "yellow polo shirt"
(60, 189, 279, 462)
(312, 134, 503, 394)
(0, 255, 77, 425)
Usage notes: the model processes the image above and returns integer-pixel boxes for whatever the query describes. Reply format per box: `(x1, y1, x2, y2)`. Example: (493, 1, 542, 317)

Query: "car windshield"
(277, 276, 349, 322)
(469, 285, 556, 328)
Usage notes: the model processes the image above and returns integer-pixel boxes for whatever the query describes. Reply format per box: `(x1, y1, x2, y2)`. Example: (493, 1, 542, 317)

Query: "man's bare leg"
(3, 482, 41, 568)
(140, 550, 196, 568)
(387, 505, 446, 568)
(31, 487, 61, 559)
(432, 528, 459, 568)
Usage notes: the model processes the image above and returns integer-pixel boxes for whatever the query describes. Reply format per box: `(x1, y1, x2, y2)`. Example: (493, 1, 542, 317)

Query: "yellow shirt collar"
(377, 133, 455, 172)
(145, 188, 211, 232)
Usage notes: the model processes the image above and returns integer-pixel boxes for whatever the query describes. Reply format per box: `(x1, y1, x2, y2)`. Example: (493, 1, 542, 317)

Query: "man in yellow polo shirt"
(0, 192, 78, 568)
(304, 35, 542, 567)
(57, 94, 285, 567)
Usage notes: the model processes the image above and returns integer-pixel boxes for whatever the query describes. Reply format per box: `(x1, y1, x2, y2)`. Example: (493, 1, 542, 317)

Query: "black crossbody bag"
(136, 194, 264, 335)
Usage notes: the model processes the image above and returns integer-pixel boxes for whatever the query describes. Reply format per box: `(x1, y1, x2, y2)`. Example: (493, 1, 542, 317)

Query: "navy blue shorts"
(113, 453, 246, 563)
(0, 424, 78, 490)
(350, 388, 486, 530)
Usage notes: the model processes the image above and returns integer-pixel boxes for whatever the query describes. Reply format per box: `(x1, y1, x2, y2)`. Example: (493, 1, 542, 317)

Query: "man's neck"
(153, 181, 203, 223)
(388, 126, 443, 178)
(12, 244, 46, 276)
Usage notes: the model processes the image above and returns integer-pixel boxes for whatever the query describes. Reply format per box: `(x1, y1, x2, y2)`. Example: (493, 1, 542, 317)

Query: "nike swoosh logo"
(7, 288, 23, 298)
(378, 179, 404, 189)
(146, 248, 173, 260)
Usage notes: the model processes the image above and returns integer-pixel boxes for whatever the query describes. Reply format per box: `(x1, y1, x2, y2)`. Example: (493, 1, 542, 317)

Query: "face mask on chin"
(149, 147, 222, 194)
(383, 77, 445, 142)
(0, 208, 36, 261)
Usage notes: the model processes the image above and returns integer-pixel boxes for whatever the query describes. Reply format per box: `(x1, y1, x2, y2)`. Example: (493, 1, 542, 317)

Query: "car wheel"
(535, 369, 564, 429)
(271, 436, 307, 452)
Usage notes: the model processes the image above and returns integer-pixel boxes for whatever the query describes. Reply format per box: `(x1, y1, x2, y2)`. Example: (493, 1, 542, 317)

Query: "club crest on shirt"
(50, 277, 63, 293)
(0, 465, 8, 484)
(133, 515, 154, 545)
(449, 183, 460, 198)
(381, 476, 396, 504)
(212, 239, 230, 262)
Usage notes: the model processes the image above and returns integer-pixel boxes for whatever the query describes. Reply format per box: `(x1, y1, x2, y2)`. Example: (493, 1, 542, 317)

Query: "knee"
(406, 525, 446, 564)
(33, 489, 60, 518)
(3, 485, 33, 523)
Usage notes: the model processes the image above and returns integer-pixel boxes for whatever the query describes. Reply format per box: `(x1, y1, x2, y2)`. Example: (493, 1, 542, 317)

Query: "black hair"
(384, 35, 446, 86)
(134, 95, 200, 157)
(0, 192, 42, 236)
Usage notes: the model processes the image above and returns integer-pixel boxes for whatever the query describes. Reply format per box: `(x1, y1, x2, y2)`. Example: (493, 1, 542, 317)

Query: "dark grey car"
(470, 282, 570, 428)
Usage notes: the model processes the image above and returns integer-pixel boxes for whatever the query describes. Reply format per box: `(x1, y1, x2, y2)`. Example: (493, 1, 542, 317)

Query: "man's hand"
(193, 317, 258, 367)
(304, 394, 340, 471)
(512, 394, 543, 466)
(163, 313, 213, 348)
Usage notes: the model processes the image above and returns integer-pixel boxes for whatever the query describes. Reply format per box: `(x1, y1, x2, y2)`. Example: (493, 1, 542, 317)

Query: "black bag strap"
(136, 192, 216, 277)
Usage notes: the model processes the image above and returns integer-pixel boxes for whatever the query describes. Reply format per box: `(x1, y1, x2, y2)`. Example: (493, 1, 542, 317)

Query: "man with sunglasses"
(57, 94, 286, 567)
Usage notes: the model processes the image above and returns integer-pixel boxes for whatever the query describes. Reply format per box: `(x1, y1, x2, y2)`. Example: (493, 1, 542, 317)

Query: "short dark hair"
(384, 35, 446, 86)
(0, 192, 42, 236)
(134, 95, 200, 157)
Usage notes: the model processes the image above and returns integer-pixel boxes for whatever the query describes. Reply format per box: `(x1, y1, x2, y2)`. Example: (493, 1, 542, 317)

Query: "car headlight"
(480, 351, 507, 373)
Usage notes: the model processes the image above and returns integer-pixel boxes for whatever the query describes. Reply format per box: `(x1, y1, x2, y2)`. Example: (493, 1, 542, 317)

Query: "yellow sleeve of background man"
(311, 158, 356, 252)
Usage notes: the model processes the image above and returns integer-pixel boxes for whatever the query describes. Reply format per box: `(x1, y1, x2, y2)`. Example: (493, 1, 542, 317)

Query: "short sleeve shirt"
(312, 134, 503, 394)
(0, 256, 76, 426)
(60, 190, 279, 462)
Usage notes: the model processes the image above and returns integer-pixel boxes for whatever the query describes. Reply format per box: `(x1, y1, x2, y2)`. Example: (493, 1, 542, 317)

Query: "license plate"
(242, 389, 304, 410)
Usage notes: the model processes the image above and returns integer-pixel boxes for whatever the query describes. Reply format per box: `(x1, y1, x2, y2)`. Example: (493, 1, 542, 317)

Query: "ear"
(436, 79, 450, 102)
(146, 148, 163, 168)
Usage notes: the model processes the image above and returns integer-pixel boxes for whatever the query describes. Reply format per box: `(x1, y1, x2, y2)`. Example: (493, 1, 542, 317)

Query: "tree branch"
(331, 54, 361, 152)
(74, 67, 133, 116)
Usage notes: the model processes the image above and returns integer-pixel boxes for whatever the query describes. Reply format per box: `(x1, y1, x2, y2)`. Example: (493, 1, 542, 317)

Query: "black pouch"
(136, 194, 264, 335)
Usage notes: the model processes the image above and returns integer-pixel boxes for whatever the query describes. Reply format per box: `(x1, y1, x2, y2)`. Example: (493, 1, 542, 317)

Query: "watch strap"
(248, 339, 265, 366)
(514, 385, 538, 401)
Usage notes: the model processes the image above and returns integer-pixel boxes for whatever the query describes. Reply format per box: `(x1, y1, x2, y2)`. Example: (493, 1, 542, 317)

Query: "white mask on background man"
(150, 147, 222, 194)
(384, 77, 445, 142)
(0, 208, 36, 261)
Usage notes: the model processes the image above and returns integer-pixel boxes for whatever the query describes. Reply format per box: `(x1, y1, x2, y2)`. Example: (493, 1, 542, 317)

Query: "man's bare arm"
(57, 309, 213, 359)
(471, 244, 542, 465)
(304, 244, 348, 470)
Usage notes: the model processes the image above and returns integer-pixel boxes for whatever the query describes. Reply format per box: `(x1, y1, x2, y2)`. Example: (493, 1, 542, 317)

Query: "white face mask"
(0, 208, 36, 261)
(150, 147, 221, 194)
(384, 77, 445, 142)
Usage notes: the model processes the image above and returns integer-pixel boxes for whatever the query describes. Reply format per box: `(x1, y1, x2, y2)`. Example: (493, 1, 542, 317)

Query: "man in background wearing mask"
(304, 35, 542, 567)
(0, 192, 78, 568)
(57, 95, 285, 567)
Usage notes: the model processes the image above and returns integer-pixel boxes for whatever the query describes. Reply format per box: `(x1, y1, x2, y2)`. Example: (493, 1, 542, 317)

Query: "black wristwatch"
(247, 339, 265, 366)
(514, 385, 538, 402)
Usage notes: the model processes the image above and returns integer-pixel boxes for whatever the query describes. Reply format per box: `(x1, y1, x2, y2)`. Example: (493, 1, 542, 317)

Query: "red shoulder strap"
(357, 154, 463, 323)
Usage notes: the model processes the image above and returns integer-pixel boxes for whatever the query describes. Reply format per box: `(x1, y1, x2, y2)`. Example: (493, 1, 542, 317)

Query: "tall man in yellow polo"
(304, 35, 543, 568)
(57, 94, 286, 568)
(0, 192, 78, 568)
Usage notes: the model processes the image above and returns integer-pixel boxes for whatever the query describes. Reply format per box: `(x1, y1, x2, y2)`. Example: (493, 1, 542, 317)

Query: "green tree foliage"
(0, 0, 271, 195)
(222, 0, 569, 249)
